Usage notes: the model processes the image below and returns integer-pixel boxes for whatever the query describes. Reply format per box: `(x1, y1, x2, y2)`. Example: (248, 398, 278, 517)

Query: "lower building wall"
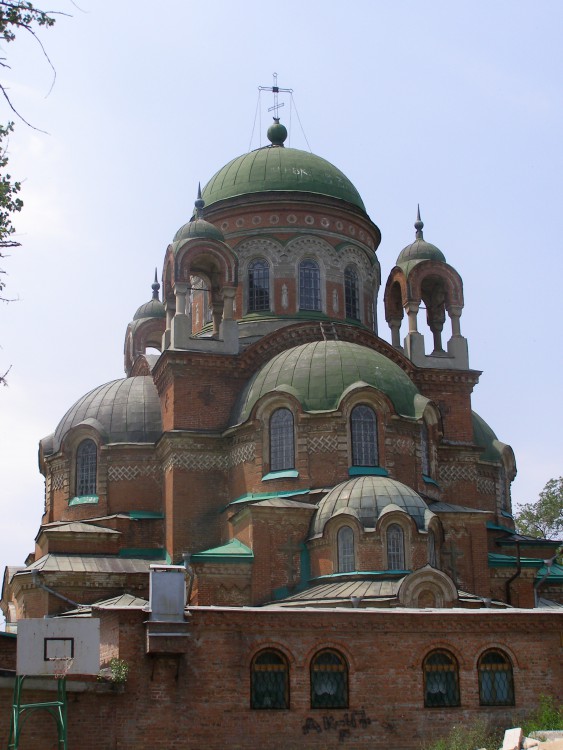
(0, 607, 561, 749)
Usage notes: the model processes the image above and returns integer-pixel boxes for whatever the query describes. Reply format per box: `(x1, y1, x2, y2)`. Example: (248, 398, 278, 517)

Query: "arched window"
(270, 408, 294, 472)
(299, 260, 321, 311)
(478, 650, 514, 706)
(350, 405, 378, 466)
(251, 650, 289, 709)
(428, 529, 438, 567)
(344, 265, 360, 320)
(421, 422, 431, 476)
(310, 650, 348, 709)
(76, 439, 97, 496)
(337, 526, 355, 573)
(248, 259, 270, 312)
(387, 524, 405, 570)
(423, 650, 460, 707)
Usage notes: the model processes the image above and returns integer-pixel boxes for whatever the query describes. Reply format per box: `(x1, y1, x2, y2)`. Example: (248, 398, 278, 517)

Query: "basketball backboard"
(16, 618, 100, 676)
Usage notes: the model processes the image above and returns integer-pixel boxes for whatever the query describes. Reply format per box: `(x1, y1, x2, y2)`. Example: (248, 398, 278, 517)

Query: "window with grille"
(76, 439, 97, 496)
(387, 524, 405, 570)
(270, 408, 294, 472)
(351, 405, 378, 466)
(423, 650, 460, 707)
(310, 650, 348, 709)
(337, 526, 355, 573)
(251, 650, 289, 709)
(478, 650, 514, 706)
(248, 259, 270, 312)
(421, 422, 431, 476)
(344, 265, 360, 320)
(299, 260, 321, 311)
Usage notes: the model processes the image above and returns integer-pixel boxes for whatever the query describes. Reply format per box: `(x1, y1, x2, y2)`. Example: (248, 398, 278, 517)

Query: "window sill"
(262, 470, 299, 482)
(68, 495, 99, 507)
(348, 466, 388, 477)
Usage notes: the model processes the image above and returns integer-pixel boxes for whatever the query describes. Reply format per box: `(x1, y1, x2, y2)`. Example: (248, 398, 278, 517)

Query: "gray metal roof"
(269, 578, 403, 607)
(38, 522, 120, 536)
(92, 593, 149, 609)
(429, 502, 490, 514)
(45, 376, 162, 454)
(25, 554, 164, 574)
(311, 476, 433, 538)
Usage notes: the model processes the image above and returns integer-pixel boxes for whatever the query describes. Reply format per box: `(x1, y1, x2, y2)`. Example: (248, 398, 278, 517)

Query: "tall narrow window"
(248, 259, 270, 312)
(499, 466, 508, 511)
(251, 650, 289, 709)
(423, 650, 460, 707)
(310, 650, 348, 709)
(351, 405, 378, 466)
(344, 265, 360, 320)
(270, 408, 294, 472)
(337, 526, 355, 573)
(421, 422, 431, 476)
(299, 260, 321, 311)
(478, 650, 514, 706)
(428, 529, 438, 567)
(387, 524, 405, 570)
(76, 439, 97, 496)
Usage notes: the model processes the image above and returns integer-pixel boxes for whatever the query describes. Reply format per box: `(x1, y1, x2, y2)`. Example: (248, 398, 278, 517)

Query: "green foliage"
(109, 657, 129, 684)
(0, 1, 55, 44)
(420, 720, 503, 750)
(515, 477, 563, 541)
(522, 695, 563, 735)
(0, 122, 22, 243)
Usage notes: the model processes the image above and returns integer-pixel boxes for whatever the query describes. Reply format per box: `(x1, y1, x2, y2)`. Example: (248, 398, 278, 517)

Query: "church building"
(1, 115, 561, 750)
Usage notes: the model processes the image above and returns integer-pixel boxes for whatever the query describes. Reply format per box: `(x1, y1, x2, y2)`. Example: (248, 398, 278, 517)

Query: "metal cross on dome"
(259, 73, 293, 119)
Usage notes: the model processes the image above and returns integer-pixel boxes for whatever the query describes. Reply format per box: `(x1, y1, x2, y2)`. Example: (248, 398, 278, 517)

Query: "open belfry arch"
(1, 80, 561, 750)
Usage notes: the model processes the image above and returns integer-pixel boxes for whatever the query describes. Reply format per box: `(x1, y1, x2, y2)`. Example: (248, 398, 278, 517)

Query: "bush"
(421, 720, 503, 750)
(522, 695, 563, 735)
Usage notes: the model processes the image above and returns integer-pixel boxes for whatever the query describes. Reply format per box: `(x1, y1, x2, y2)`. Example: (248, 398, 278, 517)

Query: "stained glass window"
(351, 405, 378, 466)
(76, 439, 97, 496)
(270, 408, 294, 472)
(424, 650, 460, 707)
(299, 260, 321, 311)
(478, 650, 514, 706)
(337, 526, 355, 573)
(387, 524, 405, 570)
(310, 650, 348, 709)
(251, 650, 289, 709)
(345, 265, 360, 320)
(248, 259, 270, 312)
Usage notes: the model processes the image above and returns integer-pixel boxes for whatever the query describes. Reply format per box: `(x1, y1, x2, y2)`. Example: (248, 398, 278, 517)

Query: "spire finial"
(152, 268, 160, 300)
(194, 183, 205, 219)
(258, 72, 293, 121)
(414, 204, 424, 239)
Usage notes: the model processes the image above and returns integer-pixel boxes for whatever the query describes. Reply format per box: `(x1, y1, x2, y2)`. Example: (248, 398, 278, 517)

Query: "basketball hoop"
(48, 656, 74, 680)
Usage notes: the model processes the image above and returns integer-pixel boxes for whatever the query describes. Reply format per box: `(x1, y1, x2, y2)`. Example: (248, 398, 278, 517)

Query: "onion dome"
(173, 185, 225, 244)
(43, 376, 162, 455)
(133, 271, 165, 321)
(310, 476, 434, 538)
(201, 119, 365, 211)
(396, 207, 446, 266)
(232, 340, 421, 425)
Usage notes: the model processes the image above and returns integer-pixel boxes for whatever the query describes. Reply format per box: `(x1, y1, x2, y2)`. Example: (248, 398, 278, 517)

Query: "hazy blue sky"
(1, 1, 562, 624)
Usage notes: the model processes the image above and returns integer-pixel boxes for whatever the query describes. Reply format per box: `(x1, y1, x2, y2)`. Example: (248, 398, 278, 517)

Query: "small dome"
(173, 217, 225, 244)
(202, 122, 365, 211)
(232, 340, 420, 425)
(397, 209, 446, 266)
(48, 376, 162, 454)
(133, 298, 165, 321)
(311, 476, 432, 538)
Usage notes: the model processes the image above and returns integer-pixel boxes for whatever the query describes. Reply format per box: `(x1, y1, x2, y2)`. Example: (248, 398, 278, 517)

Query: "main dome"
(232, 340, 420, 425)
(201, 144, 365, 212)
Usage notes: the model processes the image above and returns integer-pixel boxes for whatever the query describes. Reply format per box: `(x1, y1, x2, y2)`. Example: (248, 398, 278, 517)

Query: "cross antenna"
(258, 72, 293, 120)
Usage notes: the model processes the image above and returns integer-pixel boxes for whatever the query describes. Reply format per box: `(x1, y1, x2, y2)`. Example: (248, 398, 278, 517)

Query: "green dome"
(397, 210, 446, 266)
(232, 340, 419, 425)
(311, 476, 432, 538)
(133, 298, 165, 321)
(202, 146, 365, 211)
(472, 411, 502, 462)
(173, 217, 225, 244)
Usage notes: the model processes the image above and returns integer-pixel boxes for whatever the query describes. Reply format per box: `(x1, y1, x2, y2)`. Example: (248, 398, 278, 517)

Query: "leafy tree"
(515, 477, 563, 541)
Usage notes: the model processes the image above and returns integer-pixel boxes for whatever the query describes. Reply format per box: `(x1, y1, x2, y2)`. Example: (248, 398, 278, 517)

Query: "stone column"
(388, 318, 402, 348)
(171, 283, 191, 349)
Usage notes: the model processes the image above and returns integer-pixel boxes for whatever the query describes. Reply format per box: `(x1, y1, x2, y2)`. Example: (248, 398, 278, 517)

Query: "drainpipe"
(31, 571, 82, 609)
(505, 541, 521, 606)
(533, 555, 556, 607)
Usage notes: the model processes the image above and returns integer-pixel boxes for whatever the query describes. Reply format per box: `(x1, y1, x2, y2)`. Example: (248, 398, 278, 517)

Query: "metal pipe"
(505, 541, 521, 606)
(31, 572, 81, 609)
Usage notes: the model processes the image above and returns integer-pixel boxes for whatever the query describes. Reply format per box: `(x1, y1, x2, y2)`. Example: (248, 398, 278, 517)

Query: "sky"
(1, 1, 562, 626)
